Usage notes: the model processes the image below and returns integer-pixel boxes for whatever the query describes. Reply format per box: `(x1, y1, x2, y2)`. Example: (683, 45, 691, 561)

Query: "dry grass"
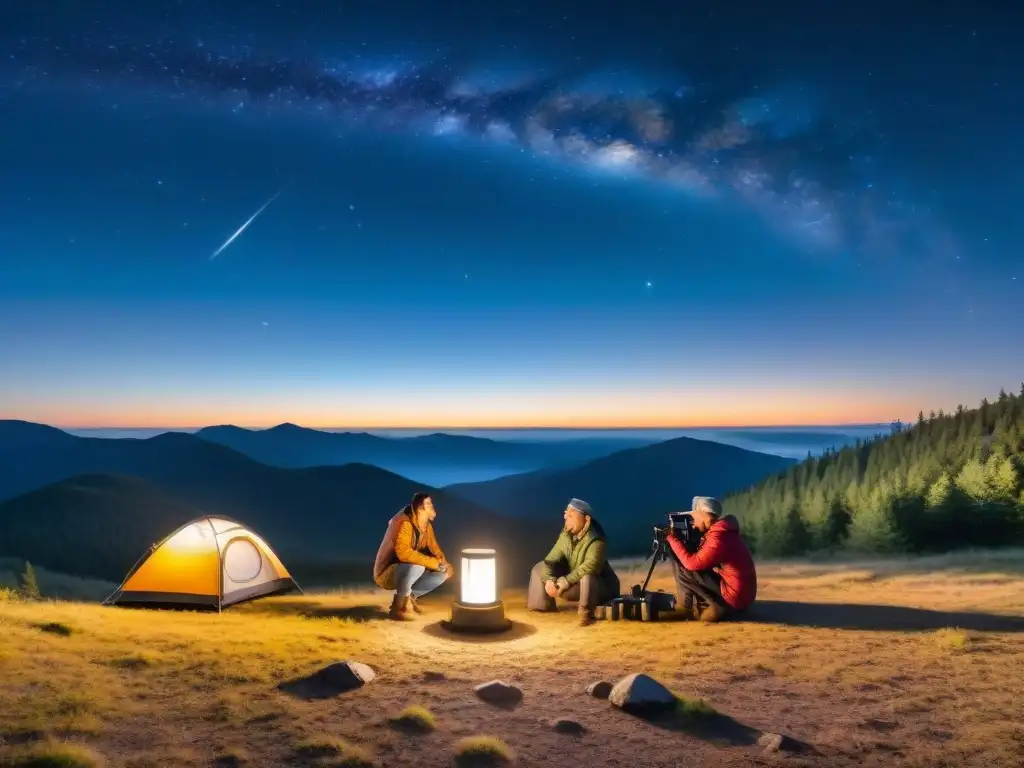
(388, 705, 436, 732)
(452, 736, 514, 766)
(1, 552, 1023, 767)
(933, 627, 973, 653)
(4, 739, 105, 767)
(672, 692, 718, 719)
(292, 735, 374, 766)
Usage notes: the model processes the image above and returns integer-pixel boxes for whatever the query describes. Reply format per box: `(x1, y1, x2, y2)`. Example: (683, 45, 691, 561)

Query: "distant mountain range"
(445, 436, 796, 554)
(0, 419, 798, 586)
(0, 421, 565, 581)
(0, 470, 559, 590)
(192, 423, 655, 485)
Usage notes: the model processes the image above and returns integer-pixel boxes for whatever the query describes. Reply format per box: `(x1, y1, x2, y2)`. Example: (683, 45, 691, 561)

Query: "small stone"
(608, 673, 676, 712)
(586, 680, 613, 699)
(474, 680, 523, 707)
(758, 733, 785, 753)
(423, 670, 447, 682)
(551, 718, 586, 735)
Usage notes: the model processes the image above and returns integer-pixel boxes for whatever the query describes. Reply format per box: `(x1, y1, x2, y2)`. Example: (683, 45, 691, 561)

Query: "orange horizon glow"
(4, 365, 993, 432)
(7, 382, 965, 431)
(15, 404, 914, 431)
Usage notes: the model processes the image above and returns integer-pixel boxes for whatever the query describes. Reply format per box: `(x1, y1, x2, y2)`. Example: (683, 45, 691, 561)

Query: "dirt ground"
(2, 551, 1024, 768)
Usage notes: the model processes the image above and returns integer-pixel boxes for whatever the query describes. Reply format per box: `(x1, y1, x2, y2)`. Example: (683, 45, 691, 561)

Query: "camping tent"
(103, 515, 301, 610)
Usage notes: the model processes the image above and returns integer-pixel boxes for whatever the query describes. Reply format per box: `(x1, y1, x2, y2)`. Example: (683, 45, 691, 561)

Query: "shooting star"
(209, 185, 287, 260)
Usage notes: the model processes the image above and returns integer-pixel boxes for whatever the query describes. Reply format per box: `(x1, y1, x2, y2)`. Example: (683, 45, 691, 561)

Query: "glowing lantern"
(445, 547, 510, 633)
(460, 548, 497, 604)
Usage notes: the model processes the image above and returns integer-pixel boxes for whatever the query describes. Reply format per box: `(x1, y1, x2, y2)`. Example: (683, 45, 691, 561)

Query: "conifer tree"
(847, 486, 906, 553)
(779, 507, 812, 556)
(819, 497, 852, 549)
(721, 386, 1024, 557)
(20, 561, 41, 601)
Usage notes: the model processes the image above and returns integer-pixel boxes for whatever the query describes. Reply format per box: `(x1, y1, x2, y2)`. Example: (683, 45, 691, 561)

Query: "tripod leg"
(639, 542, 663, 594)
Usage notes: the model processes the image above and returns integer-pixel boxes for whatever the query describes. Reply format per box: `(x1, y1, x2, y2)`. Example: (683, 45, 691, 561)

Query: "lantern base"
(444, 599, 511, 633)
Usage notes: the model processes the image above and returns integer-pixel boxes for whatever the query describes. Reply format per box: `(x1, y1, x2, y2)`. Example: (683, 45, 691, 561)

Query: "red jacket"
(668, 515, 757, 610)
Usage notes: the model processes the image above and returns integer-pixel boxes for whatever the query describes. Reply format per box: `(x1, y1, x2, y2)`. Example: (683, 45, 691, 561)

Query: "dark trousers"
(671, 557, 728, 614)
(526, 560, 619, 613)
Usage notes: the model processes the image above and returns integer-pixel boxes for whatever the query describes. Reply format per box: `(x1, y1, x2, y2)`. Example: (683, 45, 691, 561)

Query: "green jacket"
(539, 516, 615, 589)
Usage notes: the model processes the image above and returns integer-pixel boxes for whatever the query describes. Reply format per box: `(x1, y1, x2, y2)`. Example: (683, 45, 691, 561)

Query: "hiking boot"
(699, 602, 727, 623)
(408, 595, 425, 614)
(673, 592, 696, 620)
(691, 597, 708, 620)
(388, 594, 415, 621)
(578, 609, 596, 627)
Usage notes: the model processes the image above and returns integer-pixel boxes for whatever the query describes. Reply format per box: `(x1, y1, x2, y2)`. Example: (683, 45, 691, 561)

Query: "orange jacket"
(373, 508, 447, 584)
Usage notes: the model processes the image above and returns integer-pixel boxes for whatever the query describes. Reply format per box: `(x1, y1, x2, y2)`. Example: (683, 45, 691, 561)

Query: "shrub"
(453, 736, 514, 766)
(388, 705, 436, 732)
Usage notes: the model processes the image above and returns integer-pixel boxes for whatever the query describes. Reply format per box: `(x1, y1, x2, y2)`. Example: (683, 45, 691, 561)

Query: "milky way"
(7, 36, 954, 261)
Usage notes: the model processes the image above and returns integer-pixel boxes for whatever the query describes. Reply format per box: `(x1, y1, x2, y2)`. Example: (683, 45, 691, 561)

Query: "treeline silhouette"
(727, 385, 1024, 556)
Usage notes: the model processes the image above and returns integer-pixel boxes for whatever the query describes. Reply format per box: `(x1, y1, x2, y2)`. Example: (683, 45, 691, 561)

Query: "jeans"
(394, 563, 450, 599)
(670, 557, 728, 613)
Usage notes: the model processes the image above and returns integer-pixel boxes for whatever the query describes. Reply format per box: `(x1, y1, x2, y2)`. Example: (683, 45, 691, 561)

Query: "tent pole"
(211, 517, 223, 614)
(102, 542, 156, 605)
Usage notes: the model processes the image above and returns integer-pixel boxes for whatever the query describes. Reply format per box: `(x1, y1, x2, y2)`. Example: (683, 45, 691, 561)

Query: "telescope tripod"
(632, 535, 677, 598)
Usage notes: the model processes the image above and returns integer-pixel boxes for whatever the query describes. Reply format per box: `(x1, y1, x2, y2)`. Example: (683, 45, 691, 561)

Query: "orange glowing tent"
(103, 515, 301, 610)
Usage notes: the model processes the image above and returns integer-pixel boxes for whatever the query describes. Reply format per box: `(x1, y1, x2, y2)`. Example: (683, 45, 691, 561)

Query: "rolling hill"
(445, 435, 796, 555)
(0, 468, 554, 589)
(0, 422, 557, 587)
(0, 420, 795, 587)
(193, 423, 654, 484)
(0, 474, 202, 585)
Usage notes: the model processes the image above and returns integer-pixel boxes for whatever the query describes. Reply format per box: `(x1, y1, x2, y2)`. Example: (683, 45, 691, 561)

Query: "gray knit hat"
(690, 496, 723, 517)
(568, 498, 592, 515)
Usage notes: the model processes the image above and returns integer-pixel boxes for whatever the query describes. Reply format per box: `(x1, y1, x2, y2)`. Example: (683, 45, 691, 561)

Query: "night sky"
(1, 1, 1021, 428)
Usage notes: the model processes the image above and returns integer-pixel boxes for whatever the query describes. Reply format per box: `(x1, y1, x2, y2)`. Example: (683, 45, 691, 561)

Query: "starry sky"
(1, 0, 1022, 429)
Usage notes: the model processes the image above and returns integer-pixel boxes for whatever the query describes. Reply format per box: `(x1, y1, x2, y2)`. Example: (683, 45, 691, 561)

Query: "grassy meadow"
(2, 551, 1023, 767)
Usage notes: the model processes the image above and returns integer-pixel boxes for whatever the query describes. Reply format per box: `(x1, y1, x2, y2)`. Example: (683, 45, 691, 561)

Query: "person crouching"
(373, 492, 453, 620)
(667, 496, 757, 622)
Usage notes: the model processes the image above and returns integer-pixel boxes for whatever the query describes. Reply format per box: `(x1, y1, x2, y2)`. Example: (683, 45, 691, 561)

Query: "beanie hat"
(568, 498, 592, 515)
(691, 496, 723, 517)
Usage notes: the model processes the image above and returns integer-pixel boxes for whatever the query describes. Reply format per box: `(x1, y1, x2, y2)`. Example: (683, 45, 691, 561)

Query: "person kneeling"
(667, 496, 757, 622)
(373, 492, 452, 621)
(527, 498, 620, 626)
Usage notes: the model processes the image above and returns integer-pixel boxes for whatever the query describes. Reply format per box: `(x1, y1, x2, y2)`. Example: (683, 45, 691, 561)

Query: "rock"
(474, 680, 523, 707)
(337, 660, 376, 684)
(423, 670, 447, 682)
(608, 673, 676, 713)
(551, 718, 586, 735)
(758, 733, 784, 753)
(278, 660, 375, 699)
(586, 680, 613, 699)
